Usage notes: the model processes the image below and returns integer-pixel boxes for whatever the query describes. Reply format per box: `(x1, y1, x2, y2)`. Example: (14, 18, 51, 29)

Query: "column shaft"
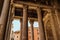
(55, 9, 60, 40)
(0, 0, 10, 40)
(7, 19, 12, 40)
(20, 19, 23, 40)
(4, 4, 13, 40)
(44, 21, 48, 40)
(37, 7, 45, 40)
(53, 1, 60, 39)
(22, 5, 28, 40)
(50, 10, 58, 40)
(30, 20, 34, 40)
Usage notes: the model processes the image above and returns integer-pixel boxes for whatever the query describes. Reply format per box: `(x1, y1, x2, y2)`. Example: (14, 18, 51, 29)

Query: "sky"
(12, 19, 38, 32)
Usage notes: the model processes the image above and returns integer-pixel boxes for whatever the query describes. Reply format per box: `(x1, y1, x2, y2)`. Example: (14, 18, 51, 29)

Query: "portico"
(0, 0, 60, 40)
